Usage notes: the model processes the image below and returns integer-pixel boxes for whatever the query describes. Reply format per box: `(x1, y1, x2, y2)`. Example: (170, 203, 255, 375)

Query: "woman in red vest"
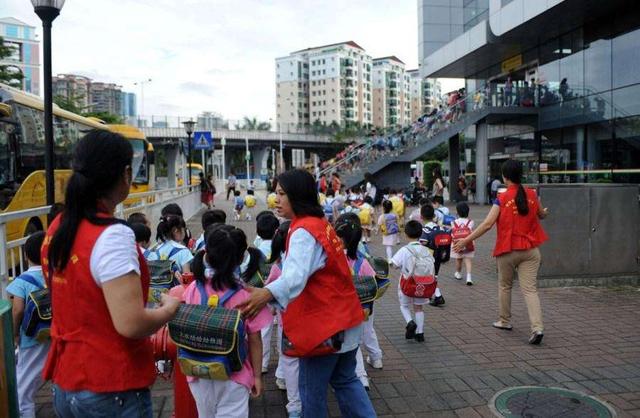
(453, 159, 548, 345)
(239, 169, 375, 418)
(41, 130, 180, 417)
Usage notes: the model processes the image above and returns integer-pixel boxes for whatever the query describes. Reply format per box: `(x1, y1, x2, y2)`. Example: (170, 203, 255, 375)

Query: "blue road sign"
(193, 131, 213, 150)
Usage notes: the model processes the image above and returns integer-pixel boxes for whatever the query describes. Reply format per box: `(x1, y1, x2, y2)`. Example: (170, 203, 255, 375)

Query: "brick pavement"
(35, 192, 640, 417)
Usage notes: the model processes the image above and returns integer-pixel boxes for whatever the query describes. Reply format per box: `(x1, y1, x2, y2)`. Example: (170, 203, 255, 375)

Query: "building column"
(166, 147, 179, 188)
(448, 133, 461, 202)
(251, 147, 270, 188)
(475, 122, 489, 204)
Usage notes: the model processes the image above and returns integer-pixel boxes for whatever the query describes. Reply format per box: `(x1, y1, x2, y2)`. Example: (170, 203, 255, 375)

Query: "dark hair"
(334, 213, 362, 260)
(501, 159, 529, 216)
(277, 169, 324, 218)
(420, 203, 435, 221)
(382, 200, 392, 214)
(192, 227, 241, 291)
(456, 202, 470, 218)
(248, 189, 254, 195)
(24, 231, 45, 265)
(326, 189, 335, 197)
(49, 130, 132, 271)
(433, 168, 443, 180)
(127, 212, 148, 226)
(234, 190, 241, 196)
(364, 196, 373, 205)
(257, 212, 280, 240)
(418, 197, 430, 207)
(156, 215, 186, 242)
(161, 203, 183, 217)
(269, 221, 291, 263)
(405, 220, 423, 239)
(433, 195, 444, 205)
(211, 225, 260, 283)
(131, 223, 151, 244)
(201, 209, 226, 230)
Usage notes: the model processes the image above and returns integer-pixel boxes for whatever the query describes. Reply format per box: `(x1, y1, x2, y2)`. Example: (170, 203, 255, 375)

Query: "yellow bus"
(0, 83, 154, 244)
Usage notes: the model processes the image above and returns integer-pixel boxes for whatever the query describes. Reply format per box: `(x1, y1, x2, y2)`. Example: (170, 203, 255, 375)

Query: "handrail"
(0, 205, 51, 224)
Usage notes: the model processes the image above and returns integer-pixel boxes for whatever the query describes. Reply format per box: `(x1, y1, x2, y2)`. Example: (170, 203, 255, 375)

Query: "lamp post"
(31, 0, 65, 221)
(182, 119, 196, 188)
(134, 78, 152, 126)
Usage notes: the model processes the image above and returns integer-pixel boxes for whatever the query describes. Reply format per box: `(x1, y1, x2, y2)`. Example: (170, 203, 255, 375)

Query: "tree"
(236, 116, 271, 131)
(53, 93, 85, 114)
(84, 111, 123, 124)
(0, 36, 24, 87)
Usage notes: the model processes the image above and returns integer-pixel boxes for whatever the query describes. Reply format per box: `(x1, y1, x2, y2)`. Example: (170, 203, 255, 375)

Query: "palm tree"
(236, 116, 271, 131)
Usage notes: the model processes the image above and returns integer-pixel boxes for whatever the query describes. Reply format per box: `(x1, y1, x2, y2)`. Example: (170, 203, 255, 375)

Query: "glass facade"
(463, 7, 640, 184)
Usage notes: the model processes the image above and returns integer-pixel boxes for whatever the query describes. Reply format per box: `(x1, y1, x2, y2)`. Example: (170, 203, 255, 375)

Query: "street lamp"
(31, 0, 65, 220)
(182, 119, 196, 188)
(134, 78, 152, 125)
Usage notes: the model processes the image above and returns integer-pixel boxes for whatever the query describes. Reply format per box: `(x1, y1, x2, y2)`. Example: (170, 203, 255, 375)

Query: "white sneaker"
(466, 277, 474, 286)
(454, 271, 463, 280)
(366, 356, 383, 369)
(359, 375, 370, 390)
(275, 377, 287, 390)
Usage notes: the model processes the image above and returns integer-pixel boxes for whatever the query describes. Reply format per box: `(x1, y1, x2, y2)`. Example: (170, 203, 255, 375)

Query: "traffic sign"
(193, 131, 213, 150)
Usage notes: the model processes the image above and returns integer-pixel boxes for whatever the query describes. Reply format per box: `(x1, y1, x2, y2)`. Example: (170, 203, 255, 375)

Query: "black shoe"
(405, 320, 417, 339)
(429, 296, 445, 307)
(414, 333, 425, 343)
(529, 331, 544, 345)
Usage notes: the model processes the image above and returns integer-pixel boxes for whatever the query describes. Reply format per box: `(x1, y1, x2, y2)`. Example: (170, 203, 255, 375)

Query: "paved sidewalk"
(36, 193, 640, 417)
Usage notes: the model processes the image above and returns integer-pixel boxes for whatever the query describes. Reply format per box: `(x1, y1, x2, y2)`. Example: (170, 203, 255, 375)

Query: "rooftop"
(291, 40, 365, 54)
(373, 56, 405, 65)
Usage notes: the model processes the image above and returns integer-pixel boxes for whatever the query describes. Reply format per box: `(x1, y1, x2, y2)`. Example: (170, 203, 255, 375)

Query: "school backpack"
(356, 250, 391, 300)
(169, 283, 248, 380)
(380, 213, 399, 235)
(436, 208, 456, 227)
(350, 256, 379, 320)
(245, 195, 257, 208)
(399, 246, 437, 298)
(147, 245, 187, 304)
(420, 224, 452, 263)
(19, 274, 52, 343)
(267, 193, 277, 209)
(451, 219, 475, 252)
(357, 205, 372, 226)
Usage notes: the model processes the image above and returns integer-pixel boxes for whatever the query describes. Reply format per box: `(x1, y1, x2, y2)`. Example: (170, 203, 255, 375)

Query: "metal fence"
(0, 185, 200, 298)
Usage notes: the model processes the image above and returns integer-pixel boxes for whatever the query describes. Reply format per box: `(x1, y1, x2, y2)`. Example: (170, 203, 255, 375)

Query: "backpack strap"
(218, 287, 240, 307)
(353, 255, 364, 277)
(168, 246, 187, 259)
(18, 273, 44, 290)
(196, 281, 209, 305)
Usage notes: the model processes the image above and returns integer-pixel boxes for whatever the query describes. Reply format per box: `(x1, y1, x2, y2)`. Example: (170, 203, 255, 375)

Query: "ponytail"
(156, 215, 186, 242)
(49, 130, 132, 272)
(202, 227, 241, 291)
(241, 247, 263, 283)
(501, 159, 529, 216)
(269, 221, 291, 263)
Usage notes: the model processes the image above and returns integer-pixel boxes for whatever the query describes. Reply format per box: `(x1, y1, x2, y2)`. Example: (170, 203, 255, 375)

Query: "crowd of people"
(6, 128, 549, 418)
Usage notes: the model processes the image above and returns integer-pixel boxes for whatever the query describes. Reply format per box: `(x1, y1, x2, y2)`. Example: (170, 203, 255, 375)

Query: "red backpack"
(451, 219, 474, 252)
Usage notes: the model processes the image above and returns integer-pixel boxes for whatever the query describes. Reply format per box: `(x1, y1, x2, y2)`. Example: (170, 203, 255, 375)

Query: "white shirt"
(90, 224, 140, 286)
(434, 206, 450, 224)
(391, 242, 435, 277)
(366, 182, 376, 200)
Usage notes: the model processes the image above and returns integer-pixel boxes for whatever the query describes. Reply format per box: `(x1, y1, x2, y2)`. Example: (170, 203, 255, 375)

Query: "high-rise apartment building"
(276, 41, 373, 131)
(372, 57, 411, 129)
(52, 74, 135, 116)
(0, 17, 40, 95)
(197, 111, 226, 130)
(424, 78, 441, 113)
(408, 70, 442, 121)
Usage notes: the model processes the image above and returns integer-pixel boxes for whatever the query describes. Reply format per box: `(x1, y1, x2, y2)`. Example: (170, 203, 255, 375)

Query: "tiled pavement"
(36, 192, 640, 417)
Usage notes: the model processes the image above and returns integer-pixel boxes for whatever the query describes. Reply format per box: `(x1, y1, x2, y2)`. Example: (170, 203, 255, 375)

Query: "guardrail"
(1, 185, 200, 298)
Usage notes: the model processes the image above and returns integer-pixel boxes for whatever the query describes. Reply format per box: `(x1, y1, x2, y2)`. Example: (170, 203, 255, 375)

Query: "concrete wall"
(369, 162, 413, 190)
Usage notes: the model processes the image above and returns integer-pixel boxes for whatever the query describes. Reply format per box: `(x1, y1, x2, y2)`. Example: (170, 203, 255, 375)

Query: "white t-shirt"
(366, 182, 376, 200)
(90, 224, 140, 286)
(391, 242, 435, 277)
(434, 206, 450, 224)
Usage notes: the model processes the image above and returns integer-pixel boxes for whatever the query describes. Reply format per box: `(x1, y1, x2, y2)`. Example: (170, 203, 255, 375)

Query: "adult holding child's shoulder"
(453, 159, 548, 345)
(42, 130, 180, 418)
(238, 169, 376, 418)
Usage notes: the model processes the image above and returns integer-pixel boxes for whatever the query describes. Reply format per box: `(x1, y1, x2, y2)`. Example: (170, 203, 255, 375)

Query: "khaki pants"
(496, 247, 544, 333)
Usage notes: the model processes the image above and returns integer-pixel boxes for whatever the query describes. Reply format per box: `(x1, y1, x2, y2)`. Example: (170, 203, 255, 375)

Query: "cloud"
(179, 82, 218, 96)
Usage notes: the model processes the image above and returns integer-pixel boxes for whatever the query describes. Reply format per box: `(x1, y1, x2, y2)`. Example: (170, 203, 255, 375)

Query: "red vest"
(281, 216, 364, 356)
(493, 185, 548, 257)
(41, 216, 155, 392)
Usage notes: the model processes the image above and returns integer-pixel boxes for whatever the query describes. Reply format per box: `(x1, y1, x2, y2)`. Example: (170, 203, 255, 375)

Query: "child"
(409, 198, 430, 222)
(266, 222, 302, 418)
(127, 212, 150, 228)
(234, 190, 244, 221)
(451, 202, 475, 285)
(390, 221, 435, 342)
(432, 195, 452, 227)
(378, 200, 400, 262)
(255, 212, 280, 260)
(185, 226, 271, 417)
(419, 204, 447, 307)
(6, 231, 49, 418)
(244, 190, 257, 221)
(389, 190, 405, 227)
(131, 222, 152, 258)
(148, 214, 194, 274)
(358, 196, 375, 243)
(323, 189, 336, 223)
(335, 214, 384, 390)
(194, 209, 227, 253)
(160, 203, 193, 247)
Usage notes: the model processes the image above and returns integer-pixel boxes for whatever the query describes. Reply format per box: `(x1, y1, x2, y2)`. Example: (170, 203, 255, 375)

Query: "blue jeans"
(299, 348, 376, 418)
(52, 384, 152, 418)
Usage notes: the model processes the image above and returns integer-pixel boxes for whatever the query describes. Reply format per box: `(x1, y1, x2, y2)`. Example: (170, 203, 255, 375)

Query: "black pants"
(226, 186, 236, 200)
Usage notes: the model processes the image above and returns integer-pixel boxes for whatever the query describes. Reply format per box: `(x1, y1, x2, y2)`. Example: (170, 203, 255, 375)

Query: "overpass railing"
(141, 127, 333, 143)
(0, 185, 200, 298)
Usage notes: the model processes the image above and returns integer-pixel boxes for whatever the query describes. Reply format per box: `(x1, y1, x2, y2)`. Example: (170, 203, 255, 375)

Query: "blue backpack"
(19, 274, 52, 343)
(169, 283, 248, 380)
(436, 208, 456, 227)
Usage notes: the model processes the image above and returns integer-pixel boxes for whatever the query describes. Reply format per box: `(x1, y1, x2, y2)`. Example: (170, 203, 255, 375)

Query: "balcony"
(344, 99, 355, 108)
(342, 58, 354, 68)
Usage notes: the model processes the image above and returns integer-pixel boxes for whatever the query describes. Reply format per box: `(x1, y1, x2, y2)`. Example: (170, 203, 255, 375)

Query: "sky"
(4, 0, 462, 123)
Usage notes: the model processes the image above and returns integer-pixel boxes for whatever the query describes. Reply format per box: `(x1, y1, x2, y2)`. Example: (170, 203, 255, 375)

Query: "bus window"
(15, 105, 45, 182)
(131, 139, 148, 184)
(0, 122, 12, 185)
